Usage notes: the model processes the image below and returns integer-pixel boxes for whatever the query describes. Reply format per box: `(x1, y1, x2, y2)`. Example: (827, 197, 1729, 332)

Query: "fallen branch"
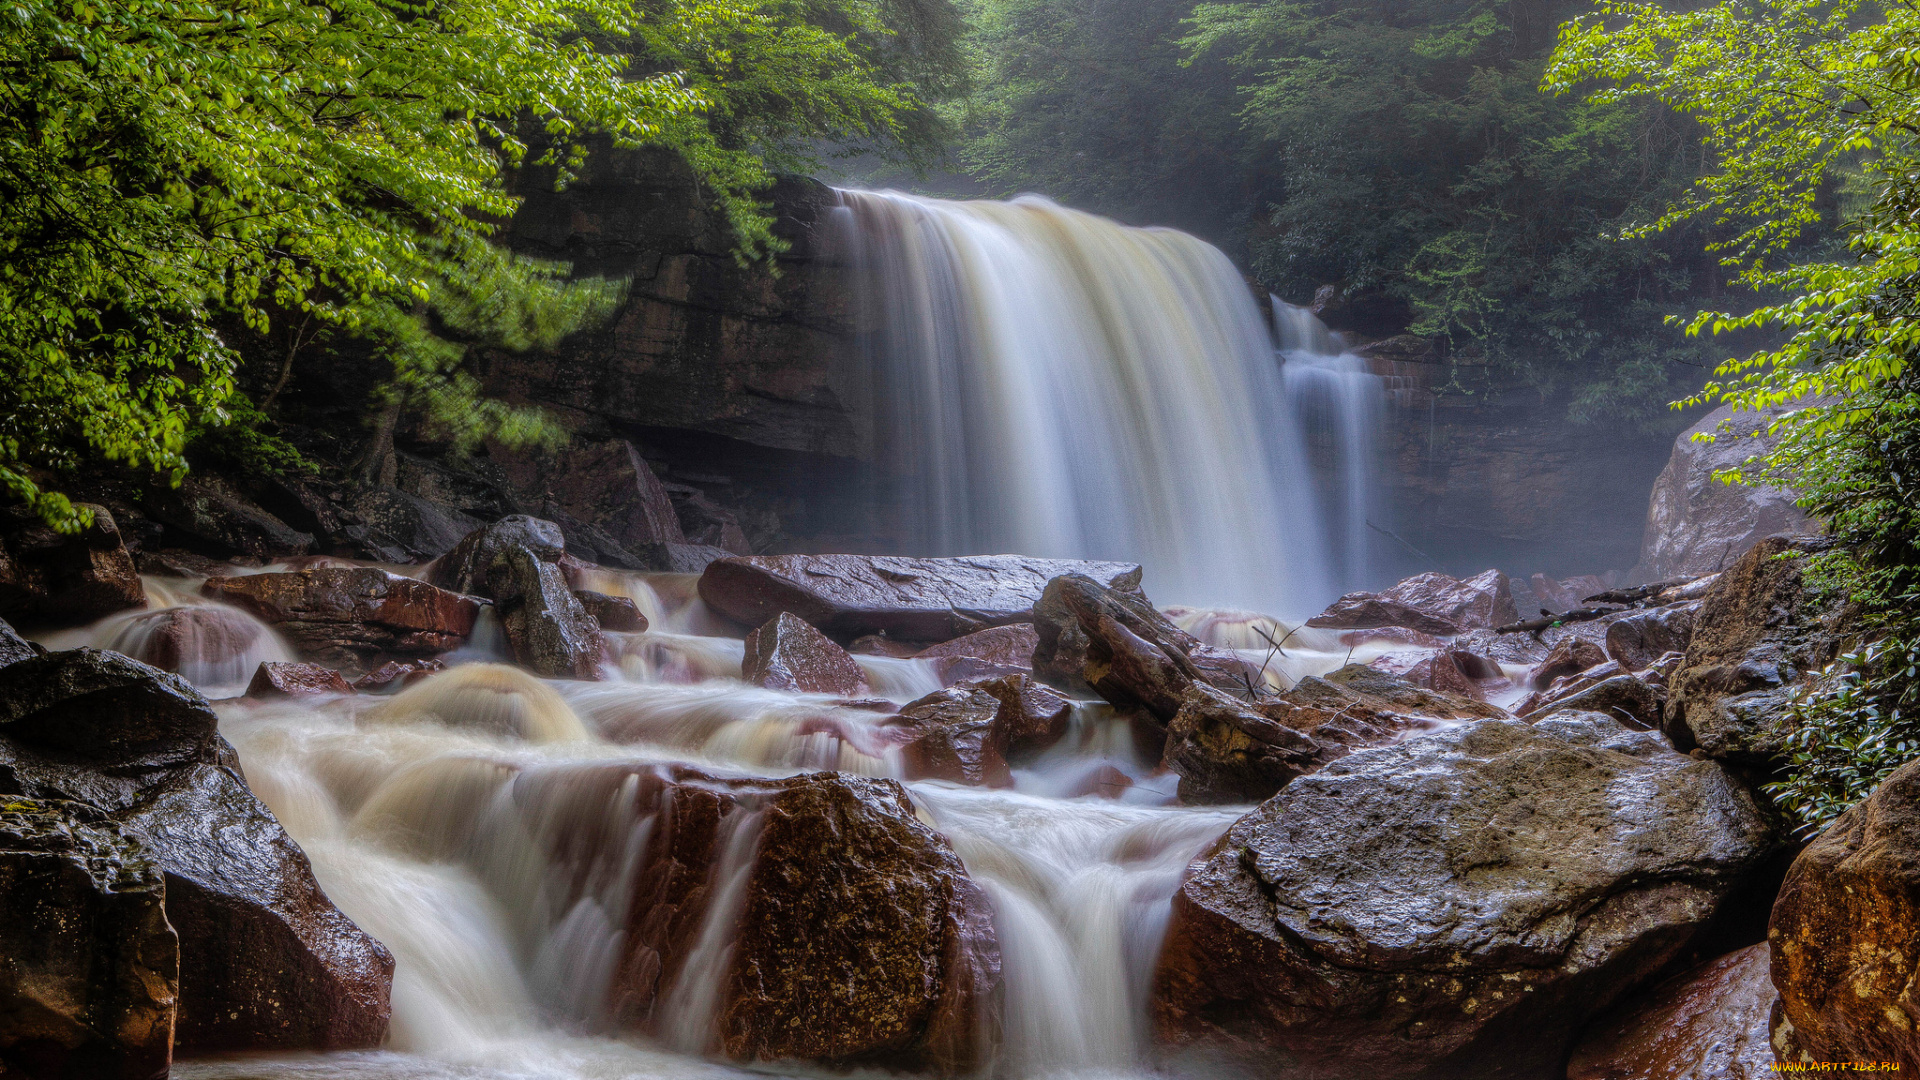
(1496, 605, 1623, 634)
(1582, 579, 1693, 606)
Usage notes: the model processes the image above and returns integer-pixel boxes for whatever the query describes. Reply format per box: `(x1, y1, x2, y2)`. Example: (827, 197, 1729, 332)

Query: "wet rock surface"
(896, 684, 1014, 787)
(1605, 602, 1698, 672)
(203, 567, 481, 671)
(1528, 635, 1608, 689)
(0, 504, 146, 630)
(1307, 569, 1518, 636)
(0, 649, 394, 1054)
(722, 773, 999, 1072)
(742, 612, 869, 696)
(0, 798, 176, 1080)
(1031, 573, 1252, 719)
(1637, 404, 1812, 581)
(246, 661, 354, 699)
(111, 605, 271, 685)
(425, 514, 569, 596)
(1153, 715, 1779, 1080)
(520, 761, 998, 1072)
(1769, 757, 1920, 1066)
(1161, 684, 1328, 804)
(488, 544, 606, 679)
(1526, 673, 1664, 730)
(1665, 536, 1846, 763)
(700, 554, 1144, 642)
(915, 623, 1039, 685)
(575, 589, 648, 633)
(1567, 942, 1776, 1080)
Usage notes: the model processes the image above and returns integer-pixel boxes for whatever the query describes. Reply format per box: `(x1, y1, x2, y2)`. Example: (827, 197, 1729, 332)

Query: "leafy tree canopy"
(1547, 0, 1920, 829)
(0, 0, 962, 530)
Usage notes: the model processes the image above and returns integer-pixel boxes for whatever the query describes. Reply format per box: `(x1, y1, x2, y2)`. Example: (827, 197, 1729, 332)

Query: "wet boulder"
(425, 514, 568, 596)
(699, 553, 1144, 642)
(742, 612, 870, 696)
(1317, 662, 1511, 723)
(1526, 673, 1664, 731)
(246, 661, 354, 699)
(575, 589, 648, 633)
(0, 798, 176, 1080)
(512, 763, 998, 1073)
(202, 567, 481, 672)
(895, 684, 1014, 787)
(1636, 403, 1812, 581)
(487, 545, 605, 679)
(1605, 603, 1699, 673)
(1307, 570, 1518, 636)
(973, 673, 1072, 759)
(104, 604, 279, 694)
(722, 773, 999, 1072)
(1769, 757, 1920, 1065)
(0, 649, 394, 1053)
(0, 615, 43, 668)
(1527, 635, 1608, 689)
(1031, 573, 1253, 719)
(1153, 715, 1779, 1080)
(0, 504, 146, 630)
(1304, 592, 1460, 636)
(135, 547, 242, 579)
(1532, 572, 1610, 614)
(1665, 536, 1847, 763)
(350, 658, 444, 693)
(915, 623, 1038, 685)
(1161, 684, 1329, 805)
(1567, 943, 1776, 1080)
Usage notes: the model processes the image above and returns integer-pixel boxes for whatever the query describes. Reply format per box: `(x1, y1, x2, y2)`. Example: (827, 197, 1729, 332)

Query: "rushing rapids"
(30, 561, 1414, 1080)
(835, 191, 1385, 615)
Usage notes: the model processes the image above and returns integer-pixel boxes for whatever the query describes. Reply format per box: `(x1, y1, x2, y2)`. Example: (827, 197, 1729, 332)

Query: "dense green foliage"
(1547, 0, 1920, 830)
(946, 0, 1731, 421)
(0, 0, 962, 529)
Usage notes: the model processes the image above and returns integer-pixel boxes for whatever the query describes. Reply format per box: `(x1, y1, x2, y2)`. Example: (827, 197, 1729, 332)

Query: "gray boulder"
(1635, 404, 1813, 580)
(1154, 715, 1779, 1080)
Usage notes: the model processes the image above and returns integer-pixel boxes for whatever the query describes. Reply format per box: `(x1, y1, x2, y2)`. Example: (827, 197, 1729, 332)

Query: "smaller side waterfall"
(1273, 298, 1386, 593)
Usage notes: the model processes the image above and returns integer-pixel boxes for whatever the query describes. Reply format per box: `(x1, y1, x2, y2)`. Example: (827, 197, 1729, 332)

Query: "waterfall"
(1273, 297, 1386, 592)
(836, 190, 1350, 615)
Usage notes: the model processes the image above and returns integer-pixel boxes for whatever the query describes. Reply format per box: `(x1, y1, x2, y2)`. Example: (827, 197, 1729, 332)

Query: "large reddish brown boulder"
(915, 623, 1039, 685)
(1153, 715, 1779, 1080)
(1567, 943, 1775, 1080)
(1769, 757, 1920, 1066)
(0, 649, 393, 1053)
(0, 504, 146, 630)
(246, 661, 354, 699)
(494, 763, 998, 1072)
(742, 612, 870, 696)
(1664, 536, 1846, 764)
(698, 554, 1144, 642)
(1307, 569, 1518, 636)
(0, 798, 176, 1080)
(895, 685, 1014, 787)
(201, 567, 480, 670)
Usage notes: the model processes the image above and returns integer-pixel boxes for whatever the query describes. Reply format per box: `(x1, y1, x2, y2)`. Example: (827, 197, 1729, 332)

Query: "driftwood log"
(1495, 606, 1623, 635)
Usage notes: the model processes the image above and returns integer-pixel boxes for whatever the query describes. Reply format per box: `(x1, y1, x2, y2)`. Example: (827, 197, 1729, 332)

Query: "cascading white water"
(837, 191, 1353, 616)
(1273, 297, 1386, 592)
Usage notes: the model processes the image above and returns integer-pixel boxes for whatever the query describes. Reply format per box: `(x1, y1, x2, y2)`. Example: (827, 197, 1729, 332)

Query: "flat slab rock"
(202, 567, 481, 668)
(698, 554, 1144, 641)
(1154, 714, 1778, 1080)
